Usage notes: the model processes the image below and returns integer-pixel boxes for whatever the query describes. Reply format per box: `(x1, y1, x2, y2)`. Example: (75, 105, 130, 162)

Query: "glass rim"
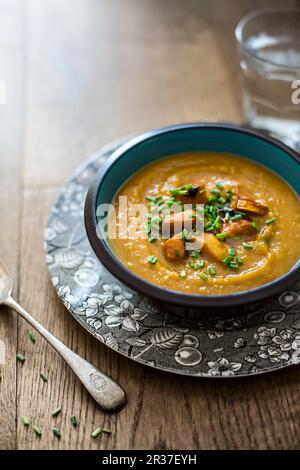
(235, 7, 300, 70)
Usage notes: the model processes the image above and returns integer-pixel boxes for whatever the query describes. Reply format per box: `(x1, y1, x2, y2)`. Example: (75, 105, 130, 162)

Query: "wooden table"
(0, 0, 300, 450)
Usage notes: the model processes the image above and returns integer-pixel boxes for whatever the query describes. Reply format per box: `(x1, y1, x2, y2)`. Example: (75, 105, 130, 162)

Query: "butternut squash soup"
(109, 153, 300, 295)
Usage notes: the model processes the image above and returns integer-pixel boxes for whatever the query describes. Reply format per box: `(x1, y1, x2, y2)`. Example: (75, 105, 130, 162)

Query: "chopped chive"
(199, 259, 205, 268)
(228, 262, 239, 270)
(91, 428, 102, 439)
(28, 331, 36, 343)
(191, 250, 201, 258)
(175, 248, 180, 257)
(147, 255, 158, 265)
(266, 217, 277, 225)
(149, 237, 156, 243)
(181, 229, 189, 240)
(22, 416, 30, 427)
(236, 256, 244, 265)
(211, 189, 221, 197)
(16, 353, 25, 363)
(102, 428, 112, 435)
(190, 261, 198, 270)
(231, 214, 242, 221)
(40, 373, 48, 383)
(218, 197, 226, 204)
(52, 407, 62, 417)
(146, 195, 159, 203)
(229, 247, 236, 257)
(243, 242, 254, 250)
(223, 255, 233, 265)
(200, 272, 208, 281)
(251, 221, 260, 232)
(53, 428, 61, 439)
(208, 266, 216, 276)
(71, 415, 78, 427)
(213, 215, 221, 229)
(179, 270, 187, 278)
(199, 188, 206, 194)
(33, 426, 43, 437)
(216, 232, 227, 241)
(224, 213, 230, 221)
(215, 182, 224, 189)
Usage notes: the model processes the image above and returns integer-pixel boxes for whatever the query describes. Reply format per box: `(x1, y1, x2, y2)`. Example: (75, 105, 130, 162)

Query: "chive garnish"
(231, 214, 242, 221)
(266, 217, 277, 225)
(147, 255, 158, 265)
(181, 229, 189, 240)
(215, 182, 224, 189)
(229, 247, 236, 257)
(200, 272, 208, 281)
(16, 353, 25, 363)
(170, 184, 193, 197)
(91, 428, 102, 438)
(52, 407, 62, 417)
(208, 266, 216, 276)
(190, 261, 198, 270)
(71, 416, 78, 427)
(33, 426, 43, 437)
(218, 197, 226, 204)
(179, 271, 187, 278)
(236, 256, 244, 265)
(102, 428, 112, 435)
(216, 232, 227, 241)
(53, 428, 61, 439)
(243, 242, 254, 249)
(191, 250, 201, 258)
(223, 256, 233, 265)
(211, 189, 221, 197)
(228, 262, 239, 270)
(175, 249, 180, 257)
(251, 221, 260, 232)
(22, 417, 30, 427)
(28, 331, 36, 343)
(199, 259, 205, 268)
(224, 213, 230, 221)
(40, 373, 48, 383)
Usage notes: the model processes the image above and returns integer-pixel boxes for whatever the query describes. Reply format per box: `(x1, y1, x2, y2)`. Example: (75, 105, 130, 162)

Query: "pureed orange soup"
(109, 152, 300, 295)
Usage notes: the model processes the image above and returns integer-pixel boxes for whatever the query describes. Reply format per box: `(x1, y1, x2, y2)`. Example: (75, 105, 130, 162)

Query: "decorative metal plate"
(45, 139, 300, 377)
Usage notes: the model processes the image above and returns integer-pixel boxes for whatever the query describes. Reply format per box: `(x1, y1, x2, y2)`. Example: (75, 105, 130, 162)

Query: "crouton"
(162, 209, 196, 237)
(236, 198, 268, 215)
(202, 233, 228, 263)
(162, 234, 186, 261)
(222, 219, 257, 238)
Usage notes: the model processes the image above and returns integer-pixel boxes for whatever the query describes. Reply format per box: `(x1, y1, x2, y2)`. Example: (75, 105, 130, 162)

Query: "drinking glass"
(236, 8, 300, 150)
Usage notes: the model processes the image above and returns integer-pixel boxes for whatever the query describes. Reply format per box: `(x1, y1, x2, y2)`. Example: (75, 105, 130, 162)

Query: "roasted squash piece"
(202, 233, 228, 263)
(222, 219, 257, 238)
(162, 234, 186, 261)
(236, 198, 268, 215)
(162, 209, 196, 236)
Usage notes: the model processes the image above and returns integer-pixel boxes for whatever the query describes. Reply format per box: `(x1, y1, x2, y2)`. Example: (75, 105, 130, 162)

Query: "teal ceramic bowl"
(85, 123, 300, 311)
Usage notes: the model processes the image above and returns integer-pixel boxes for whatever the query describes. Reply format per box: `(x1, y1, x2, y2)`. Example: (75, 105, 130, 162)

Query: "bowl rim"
(84, 122, 300, 308)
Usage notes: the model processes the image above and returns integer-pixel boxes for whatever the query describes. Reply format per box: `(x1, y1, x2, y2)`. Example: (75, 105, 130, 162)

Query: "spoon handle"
(6, 296, 126, 411)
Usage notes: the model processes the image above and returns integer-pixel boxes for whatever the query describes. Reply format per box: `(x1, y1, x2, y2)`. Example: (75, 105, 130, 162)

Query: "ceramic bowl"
(84, 123, 300, 314)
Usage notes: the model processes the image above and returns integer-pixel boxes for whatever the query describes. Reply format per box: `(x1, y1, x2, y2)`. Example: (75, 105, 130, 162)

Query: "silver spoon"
(0, 260, 126, 411)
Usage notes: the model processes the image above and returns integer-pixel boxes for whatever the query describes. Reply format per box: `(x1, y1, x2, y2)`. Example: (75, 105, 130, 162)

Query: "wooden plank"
(0, 0, 24, 450)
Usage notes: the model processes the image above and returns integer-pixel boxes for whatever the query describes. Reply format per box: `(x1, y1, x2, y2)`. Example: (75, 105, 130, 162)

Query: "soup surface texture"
(109, 152, 300, 295)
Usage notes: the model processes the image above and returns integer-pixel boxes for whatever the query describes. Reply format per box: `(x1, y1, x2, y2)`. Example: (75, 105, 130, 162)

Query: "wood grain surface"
(0, 0, 300, 450)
